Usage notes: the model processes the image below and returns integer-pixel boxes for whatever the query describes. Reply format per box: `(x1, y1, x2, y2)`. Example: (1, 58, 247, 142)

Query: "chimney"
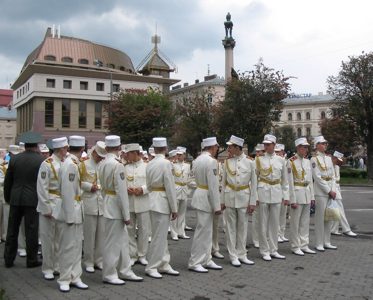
(183, 83, 189, 87)
(195, 79, 199, 84)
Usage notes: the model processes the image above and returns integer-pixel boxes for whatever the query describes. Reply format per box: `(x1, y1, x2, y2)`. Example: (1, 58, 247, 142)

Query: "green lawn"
(340, 177, 372, 185)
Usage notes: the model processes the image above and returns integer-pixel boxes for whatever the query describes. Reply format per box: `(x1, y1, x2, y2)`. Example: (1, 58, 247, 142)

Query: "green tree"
(171, 89, 217, 157)
(274, 125, 296, 153)
(327, 51, 373, 180)
(215, 59, 291, 150)
(108, 88, 174, 148)
(320, 117, 362, 155)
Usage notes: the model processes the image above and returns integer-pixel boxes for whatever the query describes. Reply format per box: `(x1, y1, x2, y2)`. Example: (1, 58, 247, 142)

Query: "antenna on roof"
(52, 24, 55, 38)
(57, 25, 61, 39)
(207, 64, 210, 76)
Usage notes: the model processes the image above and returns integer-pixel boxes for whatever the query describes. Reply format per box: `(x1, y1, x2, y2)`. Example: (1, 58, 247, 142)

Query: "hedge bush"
(340, 167, 367, 178)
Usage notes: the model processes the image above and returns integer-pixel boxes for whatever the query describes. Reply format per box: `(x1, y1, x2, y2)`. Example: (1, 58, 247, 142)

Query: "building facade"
(12, 28, 179, 146)
(274, 93, 334, 139)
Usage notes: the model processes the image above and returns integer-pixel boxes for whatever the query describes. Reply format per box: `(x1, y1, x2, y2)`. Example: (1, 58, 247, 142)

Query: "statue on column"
(224, 12, 233, 38)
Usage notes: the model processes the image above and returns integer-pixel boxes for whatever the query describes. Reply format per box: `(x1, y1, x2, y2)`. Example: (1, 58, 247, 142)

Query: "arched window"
(297, 112, 301, 121)
(44, 55, 56, 61)
(61, 56, 73, 63)
(288, 113, 292, 121)
(78, 58, 89, 64)
(107, 63, 115, 69)
(321, 111, 326, 119)
(297, 128, 302, 137)
(119, 66, 125, 71)
(306, 112, 311, 120)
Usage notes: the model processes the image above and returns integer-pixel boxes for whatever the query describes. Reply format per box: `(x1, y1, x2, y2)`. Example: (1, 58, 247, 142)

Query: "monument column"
(222, 12, 236, 82)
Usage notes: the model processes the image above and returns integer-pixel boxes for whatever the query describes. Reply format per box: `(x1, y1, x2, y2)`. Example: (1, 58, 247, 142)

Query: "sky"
(1, 0, 373, 94)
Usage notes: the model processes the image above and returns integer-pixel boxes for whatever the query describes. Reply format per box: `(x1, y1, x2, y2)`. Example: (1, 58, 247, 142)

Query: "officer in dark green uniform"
(4, 131, 44, 268)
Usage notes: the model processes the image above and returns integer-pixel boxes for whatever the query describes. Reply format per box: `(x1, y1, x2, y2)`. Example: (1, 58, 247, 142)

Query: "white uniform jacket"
(37, 154, 63, 215)
(55, 154, 83, 224)
(334, 165, 342, 200)
(0, 162, 8, 205)
(287, 154, 315, 205)
(190, 152, 220, 213)
(256, 152, 289, 204)
(124, 159, 150, 213)
(98, 153, 130, 221)
(310, 152, 336, 197)
(221, 153, 257, 207)
(172, 161, 191, 201)
(146, 154, 177, 214)
(80, 158, 103, 216)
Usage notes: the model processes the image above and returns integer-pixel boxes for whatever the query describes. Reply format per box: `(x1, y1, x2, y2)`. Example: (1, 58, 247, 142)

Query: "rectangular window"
(80, 81, 88, 90)
(306, 127, 311, 136)
(112, 84, 120, 92)
(63, 80, 72, 89)
(46, 79, 55, 88)
(79, 100, 87, 128)
(95, 101, 102, 129)
(96, 82, 104, 91)
(45, 100, 54, 127)
(61, 99, 70, 128)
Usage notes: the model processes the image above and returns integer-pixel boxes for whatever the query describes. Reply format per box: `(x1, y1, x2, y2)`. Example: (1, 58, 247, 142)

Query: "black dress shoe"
(27, 261, 42, 268)
(5, 262, 14, 268)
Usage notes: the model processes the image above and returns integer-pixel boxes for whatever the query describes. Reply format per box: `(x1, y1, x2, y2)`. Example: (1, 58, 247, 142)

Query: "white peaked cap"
(314, 135, 327, 146)
(69, 135, 85, 147)
(202, 137, 219, 148)
(39, 144, 49, 153)
(93, 141, 107, 158)
(226, 135, 244, 147)
(125, 143, 140, 153)
(139, 145, 144, 152)
(52, 137, 68, 149)
(105, 135, 121, 147)
(176, 146, 187, 154)
(275, 143, 285, 151)
(263, 134, 276, 144)
(152, 137, 167, 147)
(168, 150, 177, 157)
(333, 150, 344, 161)
(255, 143, 264, 151)
(295, 137, 310, 147)
(8, 145, 21, 154)
(141, 151, 148, 157)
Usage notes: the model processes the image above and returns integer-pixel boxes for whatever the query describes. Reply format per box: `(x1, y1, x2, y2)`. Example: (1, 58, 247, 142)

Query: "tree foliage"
(171, 89, 218, 157)
(327, 51, 373, 180)
(274, 125, 296, 153)
(107, 88, 174, 148)
(215, 59, 291, 150)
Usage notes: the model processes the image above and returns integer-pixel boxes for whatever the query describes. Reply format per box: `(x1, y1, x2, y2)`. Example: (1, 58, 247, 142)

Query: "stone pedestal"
(222, 38, 236, 82)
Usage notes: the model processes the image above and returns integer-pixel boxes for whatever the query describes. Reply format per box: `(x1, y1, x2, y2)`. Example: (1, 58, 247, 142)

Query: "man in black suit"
(3, 132, 44, 268)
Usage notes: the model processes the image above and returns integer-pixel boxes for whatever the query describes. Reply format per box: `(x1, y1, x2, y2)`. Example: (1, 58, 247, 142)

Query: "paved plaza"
(0, 186, 372, 300)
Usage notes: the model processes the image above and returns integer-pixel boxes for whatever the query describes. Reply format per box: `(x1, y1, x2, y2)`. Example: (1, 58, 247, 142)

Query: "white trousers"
(39, 214, 60, 275)
(289, 204, 311, 251)
(170, 199, 187, 238)
(145, 211, 172, 273)
(57, 222, 83, 286)
(251, 209, 260, 245)
(102, 218, 132, 281)
(330, 199, 351, 233)
(212, 213, 222, 253)
(258, 202, 281, 256)
(1, 203, 9, 240)
(83, 214, 104, 268)
(188, 210, 213, 268)
(127, 211, 150, 259)
(314, 196, 332, 247)
(278, 203, 288, 238)
(225, 207, 248, 260)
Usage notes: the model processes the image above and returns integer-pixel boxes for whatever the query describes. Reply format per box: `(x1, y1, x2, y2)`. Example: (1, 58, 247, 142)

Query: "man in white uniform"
(221, 135, 257, 267)
(55, 136, 88, 292)
(330, 151, 357, 237)
(275, 144, 289, 243)
(311, 136, 337, 252)
(37, 137, 68, 280)
(124, 143, 151, 266)
(170, 146, 191, 241)
(98, 135, 143, 285)
(188, 137, 223, 273)
(145, 137, 179, 279)
(80, 141, 106, 273)
(256, 134, 289, 261)
(288, 138, 316, 256)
